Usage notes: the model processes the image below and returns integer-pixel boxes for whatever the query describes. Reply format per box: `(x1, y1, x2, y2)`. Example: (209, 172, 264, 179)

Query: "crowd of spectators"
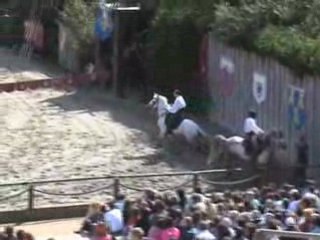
(73, 181, 320, 240)
(0, 227, 35, 240)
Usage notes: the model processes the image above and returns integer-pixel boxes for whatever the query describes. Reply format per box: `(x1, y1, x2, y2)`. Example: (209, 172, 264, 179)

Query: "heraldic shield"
(288, 85, 307, 130)
(252, 73, 267, 104)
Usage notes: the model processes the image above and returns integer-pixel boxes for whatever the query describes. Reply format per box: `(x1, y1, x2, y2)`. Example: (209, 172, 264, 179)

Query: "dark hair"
(116, 193, 125, 201)
(194, 187, 203, 194)
(248, 110, 256, 118)
(16, 230, 25, 240)
(174, 89, 182, 95)
(5, 226, 14, 235)
(176, 189, 186, 209)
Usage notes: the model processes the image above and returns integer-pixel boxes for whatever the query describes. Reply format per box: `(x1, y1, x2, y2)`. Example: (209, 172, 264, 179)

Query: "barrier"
(254, 229, 320, 240)
(0, 73, 92, 93)
(0, 168, 255, 212)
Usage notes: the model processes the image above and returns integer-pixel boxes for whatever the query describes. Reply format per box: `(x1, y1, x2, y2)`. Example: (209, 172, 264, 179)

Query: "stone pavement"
(1, 218, 88, 240)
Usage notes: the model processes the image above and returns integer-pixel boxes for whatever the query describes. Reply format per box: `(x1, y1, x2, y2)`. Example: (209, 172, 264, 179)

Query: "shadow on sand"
(41, 88, 218, 172)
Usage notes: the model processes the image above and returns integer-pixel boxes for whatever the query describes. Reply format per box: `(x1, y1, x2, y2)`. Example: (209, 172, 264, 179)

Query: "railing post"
(193, 174, 199, 192)
(28, 185, 34, 211)
(113, 178, 120, 198)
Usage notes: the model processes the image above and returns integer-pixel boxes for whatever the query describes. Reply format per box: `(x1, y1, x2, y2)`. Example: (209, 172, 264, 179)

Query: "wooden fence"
(208, 34, 320, 169)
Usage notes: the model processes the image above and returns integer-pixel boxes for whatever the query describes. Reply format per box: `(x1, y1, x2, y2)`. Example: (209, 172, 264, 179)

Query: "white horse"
(147, 93, 207, 146)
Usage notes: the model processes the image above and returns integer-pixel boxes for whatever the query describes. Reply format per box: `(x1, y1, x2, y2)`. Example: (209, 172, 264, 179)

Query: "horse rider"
(243, 110, 264, 154)
(166, 89, 187, 135)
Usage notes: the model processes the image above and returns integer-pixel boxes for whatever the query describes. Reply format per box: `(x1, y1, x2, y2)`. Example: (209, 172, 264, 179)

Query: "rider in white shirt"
(167, 92, 186, 114)
(166, 89, 187, 134)
(243, 110, 264, 135)
(243, 110, 263, 155)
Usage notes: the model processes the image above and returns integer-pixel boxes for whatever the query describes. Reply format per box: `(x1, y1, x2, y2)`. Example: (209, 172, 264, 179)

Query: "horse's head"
(147, 93, 168, 113)
(147, 93, 160, 110)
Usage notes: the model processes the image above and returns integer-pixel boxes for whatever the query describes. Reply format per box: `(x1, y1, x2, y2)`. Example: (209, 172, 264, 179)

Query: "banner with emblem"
(252, 72, 267, 104)
(288, 85, 306, 130)
(95, 0, 113, 41)
(219, 56, 235, 97)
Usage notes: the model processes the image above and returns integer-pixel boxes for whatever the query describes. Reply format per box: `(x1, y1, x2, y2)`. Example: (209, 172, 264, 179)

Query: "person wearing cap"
(165, 89, 187, 135)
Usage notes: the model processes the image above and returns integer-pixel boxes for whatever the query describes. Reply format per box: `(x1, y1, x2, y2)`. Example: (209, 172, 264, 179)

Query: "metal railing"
(0, 168, 260, 211)
(254, 229, 320, 240)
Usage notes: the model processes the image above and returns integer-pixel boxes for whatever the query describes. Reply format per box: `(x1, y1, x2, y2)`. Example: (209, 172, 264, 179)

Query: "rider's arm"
(251, 119, 264, 134)
(244, 118, 264, 134)
(167, 96, 186, 113)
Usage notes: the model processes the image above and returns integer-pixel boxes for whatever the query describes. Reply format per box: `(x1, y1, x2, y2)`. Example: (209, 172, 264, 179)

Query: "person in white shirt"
(243, 110, 264, 135)
(104, 202, 124, 235)
(243, 110, 263, 155)
(165, 89, 187, 135)
(196, 221, 216, 240)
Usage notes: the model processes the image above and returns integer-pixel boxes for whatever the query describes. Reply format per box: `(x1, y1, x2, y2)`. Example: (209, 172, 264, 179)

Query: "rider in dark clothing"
(295, 134, 309, 187)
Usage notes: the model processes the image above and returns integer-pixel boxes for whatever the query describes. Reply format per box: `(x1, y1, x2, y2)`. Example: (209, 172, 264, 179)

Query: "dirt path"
(0, 48, 63, 83)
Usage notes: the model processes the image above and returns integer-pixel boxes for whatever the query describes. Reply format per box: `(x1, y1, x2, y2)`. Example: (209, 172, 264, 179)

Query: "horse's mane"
(158, 95, 168, 104)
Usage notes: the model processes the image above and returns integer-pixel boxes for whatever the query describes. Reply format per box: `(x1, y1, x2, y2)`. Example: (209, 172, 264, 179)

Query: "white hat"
(285, 217, 296, 226)
(289, 189, 299, 194)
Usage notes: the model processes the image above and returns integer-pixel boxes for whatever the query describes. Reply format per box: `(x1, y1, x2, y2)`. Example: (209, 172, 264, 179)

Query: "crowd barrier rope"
(0, 168, 263, 211)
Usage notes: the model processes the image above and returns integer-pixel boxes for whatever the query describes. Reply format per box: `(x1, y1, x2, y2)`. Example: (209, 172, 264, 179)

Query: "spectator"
(104, 201, 124, 235)
(115, 193, 126, 212)
(179, 216, 197, 240)
(129, 227, 144, 240)
(75, 202, 104, 235)
(311, 214, 320, 234)
(196, 220, 216, 240)
(73, 182, 320, 240)
(147, 216, 163, 240)
(4, 226, 16, 240)
(93, 222, 113, 240)
(159, 217, 180, 240)
(299, 208, 314, 232)
(23, 233, 34, 240)
(295, 134, 309, 187)
(16, 231, 25, 240)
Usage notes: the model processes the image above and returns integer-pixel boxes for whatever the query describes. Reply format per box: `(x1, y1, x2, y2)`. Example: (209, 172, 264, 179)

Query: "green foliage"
(153, 9, 201, 87)
(0, 17, 23, 35)
(254, 26, 320, 75)
(151, 0, 221, 114)
(211, 0, 320, 75)
(152, 0, 320, 115)
(63, 0, 96, 63)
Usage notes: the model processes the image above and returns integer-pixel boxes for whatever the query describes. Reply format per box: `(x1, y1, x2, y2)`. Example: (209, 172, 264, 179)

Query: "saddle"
(165, 110, 185, 134)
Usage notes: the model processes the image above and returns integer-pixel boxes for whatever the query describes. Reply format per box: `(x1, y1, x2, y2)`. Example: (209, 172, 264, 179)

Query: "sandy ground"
(0, 88, 209, 210)
(0, 46, 213, 211)
(2, 218, 84, 240)
(0, 48, 63, 83)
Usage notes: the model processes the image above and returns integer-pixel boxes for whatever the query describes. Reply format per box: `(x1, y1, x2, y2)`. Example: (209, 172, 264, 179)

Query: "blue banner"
(288, 85, 307, 130)
(95, 9, 113, 41)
